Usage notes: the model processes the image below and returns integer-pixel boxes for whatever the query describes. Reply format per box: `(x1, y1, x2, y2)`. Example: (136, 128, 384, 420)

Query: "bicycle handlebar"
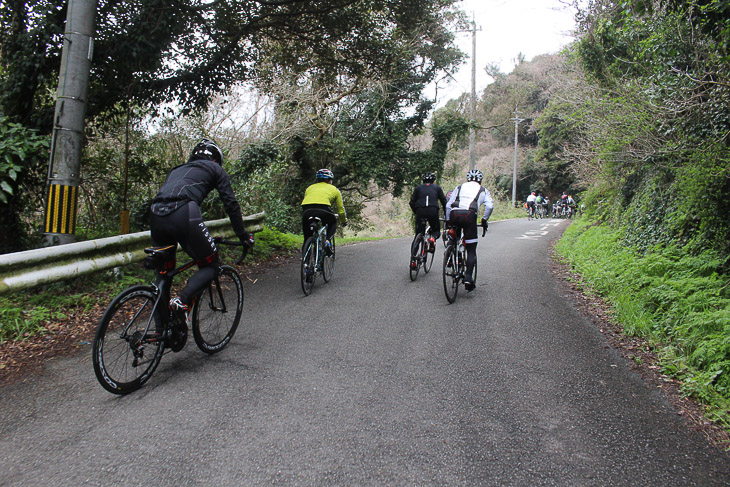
(215, 237, 250, 265)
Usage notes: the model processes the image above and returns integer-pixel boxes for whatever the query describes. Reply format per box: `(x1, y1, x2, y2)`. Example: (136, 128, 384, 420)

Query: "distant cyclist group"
(525, 191, 577, 219)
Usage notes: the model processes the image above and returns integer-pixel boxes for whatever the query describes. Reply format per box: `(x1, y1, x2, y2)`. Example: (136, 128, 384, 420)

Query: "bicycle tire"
(423, 238, 435, 274)
(192, 265, 243, 354)
(322, 236, 335, 283)
(92, 285, 164, 395)
(301, 236, 317, 295)
(443, 244, 459, 303)
(410, 233, 424, 281)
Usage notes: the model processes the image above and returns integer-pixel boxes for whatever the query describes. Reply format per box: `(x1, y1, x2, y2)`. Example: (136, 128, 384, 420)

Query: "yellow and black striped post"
(44, 183, 78, 235)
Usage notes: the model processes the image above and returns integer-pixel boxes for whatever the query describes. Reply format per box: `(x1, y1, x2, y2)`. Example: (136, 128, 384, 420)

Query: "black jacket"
(150, 159, 248, 239)
(409, 183, 447, 211)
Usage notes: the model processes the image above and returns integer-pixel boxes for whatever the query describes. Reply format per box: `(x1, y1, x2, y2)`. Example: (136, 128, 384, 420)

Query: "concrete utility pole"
(468, 15, 481, 171)
(43, 0, 98, 246)
(511, 108, 524, 208)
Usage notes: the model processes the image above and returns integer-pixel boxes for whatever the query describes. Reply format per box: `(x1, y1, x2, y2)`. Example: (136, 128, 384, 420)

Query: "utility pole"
(511, 108, 524, 208)
(43, 0, 98, 246)
(468, 15, 481, 171)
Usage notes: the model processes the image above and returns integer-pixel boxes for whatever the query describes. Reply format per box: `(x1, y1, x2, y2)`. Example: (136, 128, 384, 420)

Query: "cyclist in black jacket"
(149, 139, 254, 323)
(409, 172, 447, 257)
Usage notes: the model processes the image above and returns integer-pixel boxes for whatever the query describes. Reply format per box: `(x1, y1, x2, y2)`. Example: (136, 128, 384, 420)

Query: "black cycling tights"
(150, 201, 219, 306)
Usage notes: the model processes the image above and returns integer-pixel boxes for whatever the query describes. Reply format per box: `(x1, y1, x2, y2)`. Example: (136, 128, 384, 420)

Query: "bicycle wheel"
(322, 236, 335, 283)
(442, 244, 459, 303)
(473, 257, 478, 283)
(92, 285, 164, 395)
(301, 237, 317, 295)
(192, 265, 243, 354)
(423, 237, 435, 274)
(410, 233, 424, 281)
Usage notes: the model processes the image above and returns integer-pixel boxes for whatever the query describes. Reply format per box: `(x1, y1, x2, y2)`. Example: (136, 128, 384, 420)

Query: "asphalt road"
(1, 218, 728, 486)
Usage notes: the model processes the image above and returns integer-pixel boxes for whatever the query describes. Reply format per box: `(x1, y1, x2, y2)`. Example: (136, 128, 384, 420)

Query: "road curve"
(1, 218, 728, 486)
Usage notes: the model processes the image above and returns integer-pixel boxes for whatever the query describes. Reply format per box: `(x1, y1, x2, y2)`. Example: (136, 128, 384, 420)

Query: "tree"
(0, 0, 467, 249)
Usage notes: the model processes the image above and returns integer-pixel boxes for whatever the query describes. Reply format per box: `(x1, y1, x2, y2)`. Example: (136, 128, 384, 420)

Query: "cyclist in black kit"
(409, 172, 447, 259)
(149, 139, 255, 325)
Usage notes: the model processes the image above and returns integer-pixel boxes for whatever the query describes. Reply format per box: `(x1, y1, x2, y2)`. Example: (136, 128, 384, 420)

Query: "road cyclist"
(408, 172, 447, 279)
(526, 191, 537, 220)
(147, 138, 254, 332)
(93, 138, 255, 394)
(300, 168, 347, 294)
(443, 169, 493, 296)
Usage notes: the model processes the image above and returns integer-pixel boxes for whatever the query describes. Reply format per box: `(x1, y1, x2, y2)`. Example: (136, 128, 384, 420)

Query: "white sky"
(431, 0, 579, 107)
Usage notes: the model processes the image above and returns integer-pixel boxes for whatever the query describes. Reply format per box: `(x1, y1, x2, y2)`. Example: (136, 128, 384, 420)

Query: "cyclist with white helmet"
(445, 169, 493, 291)
(301, 169, 347, 253)
(409, 172, 447, 257)
(149, 138, 255, 325)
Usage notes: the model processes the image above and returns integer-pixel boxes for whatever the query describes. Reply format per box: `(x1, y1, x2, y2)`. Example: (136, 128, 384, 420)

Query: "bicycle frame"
(303, 219, 328, 272)
(137, 240, 242, 339)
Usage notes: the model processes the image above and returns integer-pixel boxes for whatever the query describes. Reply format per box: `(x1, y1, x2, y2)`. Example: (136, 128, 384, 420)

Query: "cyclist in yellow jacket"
(301, 169, 347, 252)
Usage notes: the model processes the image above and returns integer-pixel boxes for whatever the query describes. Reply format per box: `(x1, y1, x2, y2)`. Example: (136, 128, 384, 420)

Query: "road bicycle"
(301, 216, 335, 295)
(409, 220, 436, 281)
(535, 203, 547, 219)
(442, 226, 481, 304)
(92, 237, 247, 395)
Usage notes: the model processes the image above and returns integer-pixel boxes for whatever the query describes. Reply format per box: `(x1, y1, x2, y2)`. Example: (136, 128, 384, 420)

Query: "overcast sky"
(431, 0, 579, 106)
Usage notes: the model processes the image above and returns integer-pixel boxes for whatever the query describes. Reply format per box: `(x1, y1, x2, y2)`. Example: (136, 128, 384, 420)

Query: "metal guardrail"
(0, 212, 265, 296)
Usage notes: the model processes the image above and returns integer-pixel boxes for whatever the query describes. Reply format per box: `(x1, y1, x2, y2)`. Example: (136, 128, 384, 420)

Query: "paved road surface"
(1, 218, 728, 486)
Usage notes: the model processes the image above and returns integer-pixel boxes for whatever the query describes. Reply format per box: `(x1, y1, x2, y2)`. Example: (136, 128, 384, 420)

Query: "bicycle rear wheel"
(423, 238, 435, 273)
(92, 285, 164, 395)
(410, 234, 424, 281)
(192, 265, 243, 354)
(442, 244, 459, 303)
(301, 237, 317, 295)
(322, 236, 335, 282)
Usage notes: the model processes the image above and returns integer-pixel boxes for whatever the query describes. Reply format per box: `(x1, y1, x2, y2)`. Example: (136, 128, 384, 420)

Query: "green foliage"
(0, 116, 48, 204)
(0, 115, 50, 252)
(557, 219, 730, 427)
(246, 226, 302, 260)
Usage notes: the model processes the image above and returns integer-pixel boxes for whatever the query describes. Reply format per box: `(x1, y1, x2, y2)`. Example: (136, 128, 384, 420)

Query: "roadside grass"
(556, 219, 730, 432)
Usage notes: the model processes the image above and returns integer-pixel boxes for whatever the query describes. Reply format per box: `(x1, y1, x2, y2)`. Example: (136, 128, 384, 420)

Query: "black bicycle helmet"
(190, 138, 223, 165)
(422, 172, 436, 183)
(316, 168, 334, 181)
(466, 169, 483, 182)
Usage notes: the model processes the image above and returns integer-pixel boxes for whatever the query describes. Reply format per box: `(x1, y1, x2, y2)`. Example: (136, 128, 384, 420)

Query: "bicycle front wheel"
(410, 234, 424, 281)
(442, 245, 459, 303)
(322, 236, 335, 283)
(301, 237, 317, 295)
(192, 265, 243, 354)
(92, 285, 164, 395)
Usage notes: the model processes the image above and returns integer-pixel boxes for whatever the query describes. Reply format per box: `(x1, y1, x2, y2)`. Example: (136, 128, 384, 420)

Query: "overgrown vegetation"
(541, 0, 730, 433)
(557, 220, 730, 429)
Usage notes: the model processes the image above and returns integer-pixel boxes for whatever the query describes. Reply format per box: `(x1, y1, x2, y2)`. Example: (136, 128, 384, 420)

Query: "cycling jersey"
(301, 182, 347, 223)
(445, 181, 493, 221)
(151, 158, 248, 240)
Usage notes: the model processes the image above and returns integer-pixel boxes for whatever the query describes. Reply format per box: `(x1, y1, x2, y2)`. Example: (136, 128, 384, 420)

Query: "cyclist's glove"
(240, 232, 255, 248)
(481, 218, 488, 236)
